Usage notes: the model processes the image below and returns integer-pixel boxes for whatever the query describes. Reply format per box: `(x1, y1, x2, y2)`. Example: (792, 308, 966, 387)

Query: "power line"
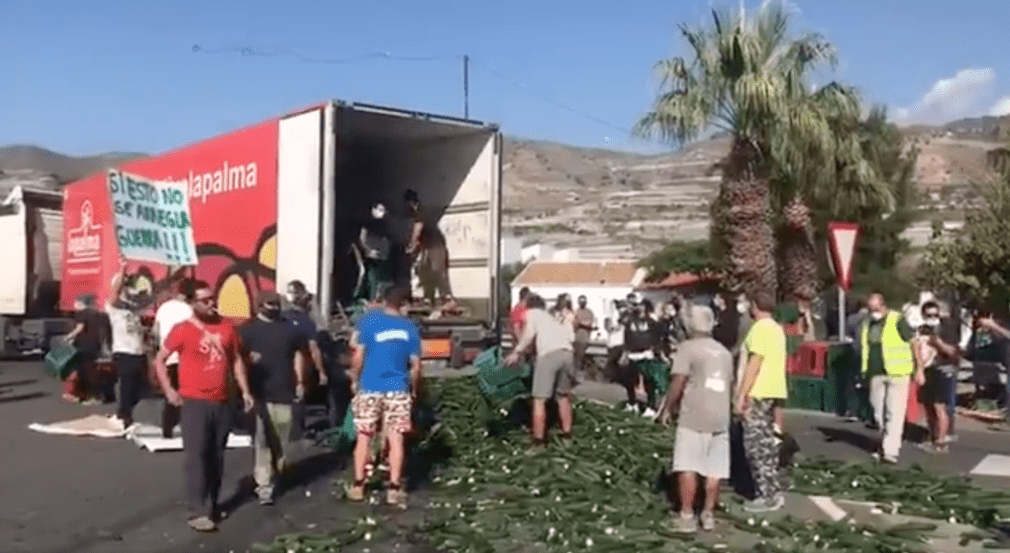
(191, 44, 456, 64)
(191, 45, 638, 138)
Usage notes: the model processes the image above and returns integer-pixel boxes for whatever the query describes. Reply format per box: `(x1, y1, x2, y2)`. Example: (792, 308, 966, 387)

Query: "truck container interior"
(328, 105, 500, 324)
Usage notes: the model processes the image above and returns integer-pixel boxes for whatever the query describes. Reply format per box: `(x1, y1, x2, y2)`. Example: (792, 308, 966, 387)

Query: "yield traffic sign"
(827, 222, 859, 291)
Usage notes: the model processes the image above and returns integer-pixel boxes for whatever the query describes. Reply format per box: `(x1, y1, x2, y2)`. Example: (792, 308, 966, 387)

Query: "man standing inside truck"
(404, 189, 455, 310)
(354, 202, 394, 302)
(346, 286, 422, 509)
(240, 291, 309, 506)
(154, 281, 255, 532)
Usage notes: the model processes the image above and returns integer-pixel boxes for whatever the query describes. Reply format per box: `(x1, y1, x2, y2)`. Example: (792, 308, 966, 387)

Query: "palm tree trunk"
(779, 196, 818, 302)
(711, 139, 778, 300)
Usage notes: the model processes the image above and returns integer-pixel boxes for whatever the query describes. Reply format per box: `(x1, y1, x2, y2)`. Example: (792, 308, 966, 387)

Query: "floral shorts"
(352, 392, 412, 435)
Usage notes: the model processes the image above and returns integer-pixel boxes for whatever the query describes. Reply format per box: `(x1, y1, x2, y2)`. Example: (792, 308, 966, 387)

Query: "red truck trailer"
(60, 101, 503, 364)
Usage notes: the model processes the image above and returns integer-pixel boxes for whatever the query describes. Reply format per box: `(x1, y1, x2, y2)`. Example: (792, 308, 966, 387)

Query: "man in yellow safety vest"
(860, 292, 915, 464)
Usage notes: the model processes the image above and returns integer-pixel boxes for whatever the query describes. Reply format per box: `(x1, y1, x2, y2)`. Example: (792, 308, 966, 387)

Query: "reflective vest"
(860, 311, 913, 376)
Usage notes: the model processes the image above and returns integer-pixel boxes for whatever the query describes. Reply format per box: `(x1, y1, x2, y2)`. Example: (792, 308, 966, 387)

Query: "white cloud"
(893, 68, 996, 125)
(990, 95, 1010, 117)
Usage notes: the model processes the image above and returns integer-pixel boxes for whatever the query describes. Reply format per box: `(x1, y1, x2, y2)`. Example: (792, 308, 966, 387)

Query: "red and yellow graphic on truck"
(61, 118, 280, 319)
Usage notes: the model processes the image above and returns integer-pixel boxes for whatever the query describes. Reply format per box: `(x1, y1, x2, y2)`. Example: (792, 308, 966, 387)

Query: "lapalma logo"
(66, 199, 102, 263)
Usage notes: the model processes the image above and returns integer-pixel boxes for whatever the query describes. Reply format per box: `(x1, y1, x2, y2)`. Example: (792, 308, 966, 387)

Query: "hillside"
(2, 117, 1005, 260)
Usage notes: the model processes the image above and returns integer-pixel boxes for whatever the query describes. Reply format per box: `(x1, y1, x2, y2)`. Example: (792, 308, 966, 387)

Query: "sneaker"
(386, 487, 407, 510)
(624, 404, 637, 413)
(944, 434, 959, 444)
(699, 511, 716, 532)
(881, 455, 898, 465)
(744, 495, 784, 513)
(187, 516, 217, 532)
(346, 482, 366, 502)
(642, 407, 658, 418)
(672, 513, 698, 533)
(256, 487, 274, 506)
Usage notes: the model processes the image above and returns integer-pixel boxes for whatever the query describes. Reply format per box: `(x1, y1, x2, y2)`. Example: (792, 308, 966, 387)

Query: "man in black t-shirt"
(404, 189, 454, 309)
(240, 291, 309, 506)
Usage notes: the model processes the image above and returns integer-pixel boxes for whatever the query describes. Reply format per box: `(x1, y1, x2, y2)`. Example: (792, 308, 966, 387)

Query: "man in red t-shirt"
(511, 287, 531, 339)
(154, 281, 254, 533)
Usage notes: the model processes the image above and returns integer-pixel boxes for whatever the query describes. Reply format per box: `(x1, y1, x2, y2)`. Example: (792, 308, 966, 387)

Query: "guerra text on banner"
(107, 169, 198, 266)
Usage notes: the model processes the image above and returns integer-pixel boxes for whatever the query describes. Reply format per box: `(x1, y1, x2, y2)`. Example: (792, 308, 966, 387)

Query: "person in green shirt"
(860, 292, 915, 464)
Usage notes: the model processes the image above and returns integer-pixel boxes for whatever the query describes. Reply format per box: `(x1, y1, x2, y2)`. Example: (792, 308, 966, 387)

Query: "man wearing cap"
(239, 291, 310, 506)
(657, 305, 733, 533)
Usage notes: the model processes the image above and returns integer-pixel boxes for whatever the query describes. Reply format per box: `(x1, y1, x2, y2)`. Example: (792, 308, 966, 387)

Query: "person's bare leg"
(386, 429, 405, 485)
(556, 395, 573, 435)
(678, 471, 697, 515)
(773, 405, 784, 432)
(353, 432, 372, 483)
(532, 399, 548, 442)
(933, 403, 949, 446)
(924, 405, 938, 443)
(702, 477, 721, 514)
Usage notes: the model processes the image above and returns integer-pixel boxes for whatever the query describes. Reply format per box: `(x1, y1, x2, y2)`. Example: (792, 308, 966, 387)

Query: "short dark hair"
(178, 279, 197, 301)
(404, 189, 419, 203)
(527, 294, 546, 310)
(383, 286, 411, 309)
(519, 287, 531, 300)
(750, 292, 776, 314)
(921, 301, 940, 314)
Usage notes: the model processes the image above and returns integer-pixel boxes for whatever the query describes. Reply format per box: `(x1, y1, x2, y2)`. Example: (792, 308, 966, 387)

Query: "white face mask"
(286, 293, 298, 304)
(371, 204, 386, 219)
(870, 311, 885, 321)
(924, 317, 940, 327)
(737, 302, 749, 314)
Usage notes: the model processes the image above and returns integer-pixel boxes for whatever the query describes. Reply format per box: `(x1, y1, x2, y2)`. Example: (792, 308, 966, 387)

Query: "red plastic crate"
(786, 341, 830, 378)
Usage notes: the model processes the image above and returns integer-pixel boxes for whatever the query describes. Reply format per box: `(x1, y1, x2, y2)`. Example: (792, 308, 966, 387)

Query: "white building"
(509, 260, 647, 342)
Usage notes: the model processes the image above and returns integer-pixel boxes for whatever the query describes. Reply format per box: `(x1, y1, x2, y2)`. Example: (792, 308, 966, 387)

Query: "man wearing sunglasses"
(154, 281, 255, 533)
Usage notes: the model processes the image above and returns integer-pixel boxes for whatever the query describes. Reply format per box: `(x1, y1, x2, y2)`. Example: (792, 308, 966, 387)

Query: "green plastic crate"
(786, 375, 824, 411)
(474, 346, 532, 405)
(44, 344, 79, 380)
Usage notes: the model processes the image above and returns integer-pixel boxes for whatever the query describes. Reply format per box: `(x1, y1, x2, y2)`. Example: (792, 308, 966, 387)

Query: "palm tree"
(773, 92, 893, 303)
(635, 0, 846, 300)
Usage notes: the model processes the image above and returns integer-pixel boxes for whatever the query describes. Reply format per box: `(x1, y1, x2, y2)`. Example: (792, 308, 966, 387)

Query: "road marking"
(809, 495, 848, 521)
(971, 454, 1010, 477)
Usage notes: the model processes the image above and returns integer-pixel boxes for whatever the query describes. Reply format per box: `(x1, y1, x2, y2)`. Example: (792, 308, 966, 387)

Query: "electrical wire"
(192, 45, 637, 138)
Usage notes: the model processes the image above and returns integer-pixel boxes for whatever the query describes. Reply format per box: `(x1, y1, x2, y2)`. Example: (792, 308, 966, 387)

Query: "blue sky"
(2, 0, 1009, 156)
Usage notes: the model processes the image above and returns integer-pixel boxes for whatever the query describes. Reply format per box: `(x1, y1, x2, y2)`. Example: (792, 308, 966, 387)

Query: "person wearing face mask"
(354, 202, 394, 302)
(239, 291, 310, 505)
(859, 292, 915, 464)
(913, 301, 959, 453)
(283, 281, 329, 437)
(624, 299, 663, 416)
(659, 300, 688, 359)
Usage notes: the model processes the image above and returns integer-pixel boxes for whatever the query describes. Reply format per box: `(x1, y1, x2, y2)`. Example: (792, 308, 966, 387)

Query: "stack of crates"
(785, 341, 830, 411)
(474, 346, 532, 408)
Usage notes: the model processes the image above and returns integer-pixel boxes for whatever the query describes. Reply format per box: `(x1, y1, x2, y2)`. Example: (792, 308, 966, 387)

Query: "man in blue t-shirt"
(346, 286, 421, 509)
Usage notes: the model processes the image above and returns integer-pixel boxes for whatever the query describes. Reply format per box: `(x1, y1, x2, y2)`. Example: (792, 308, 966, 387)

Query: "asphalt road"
(6, 358, 1010, 553)
(0, 359, 391, 553)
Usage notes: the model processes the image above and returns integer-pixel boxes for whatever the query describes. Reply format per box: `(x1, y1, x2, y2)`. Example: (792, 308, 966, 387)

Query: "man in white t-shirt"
(106, 259, 151, 431)
(155, 280, 195, 438)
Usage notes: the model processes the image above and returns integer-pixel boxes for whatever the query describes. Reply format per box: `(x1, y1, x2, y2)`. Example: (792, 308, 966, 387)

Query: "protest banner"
(107, 169, 198, 266)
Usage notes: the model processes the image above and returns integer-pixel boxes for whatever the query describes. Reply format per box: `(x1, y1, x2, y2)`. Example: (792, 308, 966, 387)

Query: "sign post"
(106, 169, 198, 266)
(827, 222, 859, 341)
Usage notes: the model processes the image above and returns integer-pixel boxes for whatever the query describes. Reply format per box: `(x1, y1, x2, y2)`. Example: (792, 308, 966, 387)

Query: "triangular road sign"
(827, 222, 859, 291)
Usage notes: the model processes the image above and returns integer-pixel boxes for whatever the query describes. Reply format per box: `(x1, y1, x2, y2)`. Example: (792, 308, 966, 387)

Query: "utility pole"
(464, 55, 469, 119)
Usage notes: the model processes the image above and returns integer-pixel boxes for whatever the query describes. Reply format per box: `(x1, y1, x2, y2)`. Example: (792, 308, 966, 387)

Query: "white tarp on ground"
(28, 415, 253, 452)
(129, 423, 252, 453)
(28, 414, 128, 438)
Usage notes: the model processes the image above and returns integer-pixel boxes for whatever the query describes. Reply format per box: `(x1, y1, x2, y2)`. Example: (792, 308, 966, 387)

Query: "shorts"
(532, 349, 576, 399)
(672, 427, 730, 479)
(919, 367, 955, 405)
(352, 392, 412, 435)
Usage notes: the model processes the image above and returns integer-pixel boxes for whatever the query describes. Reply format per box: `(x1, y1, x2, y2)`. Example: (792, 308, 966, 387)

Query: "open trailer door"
(0, 187, 29, 315)
(437, 129, 502, 326)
